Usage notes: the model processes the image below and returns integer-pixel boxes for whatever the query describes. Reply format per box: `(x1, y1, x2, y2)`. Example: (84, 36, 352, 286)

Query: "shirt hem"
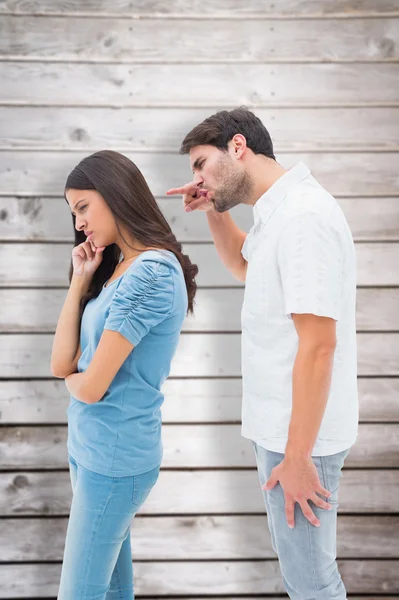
(67, 447, 163, 478)
(241, 431, 357, 457)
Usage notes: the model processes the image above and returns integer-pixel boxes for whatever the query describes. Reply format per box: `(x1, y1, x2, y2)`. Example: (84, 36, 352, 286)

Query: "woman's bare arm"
(50, 275, 89, 378)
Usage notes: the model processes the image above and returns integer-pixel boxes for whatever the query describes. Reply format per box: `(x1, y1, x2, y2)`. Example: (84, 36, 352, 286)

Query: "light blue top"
(67, 249, 188, 477)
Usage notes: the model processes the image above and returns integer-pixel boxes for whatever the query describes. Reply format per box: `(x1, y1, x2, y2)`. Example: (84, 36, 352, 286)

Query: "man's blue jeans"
(253, 442, 350, 599)
(57, 454, 160, 600)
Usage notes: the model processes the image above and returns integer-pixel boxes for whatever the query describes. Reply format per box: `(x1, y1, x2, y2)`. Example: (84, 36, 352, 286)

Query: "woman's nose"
(75, 217, 85, 232)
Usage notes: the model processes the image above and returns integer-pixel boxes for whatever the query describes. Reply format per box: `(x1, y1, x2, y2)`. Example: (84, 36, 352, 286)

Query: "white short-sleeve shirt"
(240, 162, 358, 456)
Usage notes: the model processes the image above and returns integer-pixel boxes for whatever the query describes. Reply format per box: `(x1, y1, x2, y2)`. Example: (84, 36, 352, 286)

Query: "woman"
(51, 150, 198, 599)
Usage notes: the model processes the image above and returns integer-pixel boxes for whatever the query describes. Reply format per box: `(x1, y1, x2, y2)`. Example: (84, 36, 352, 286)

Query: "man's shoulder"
(283, 178, 338, 220)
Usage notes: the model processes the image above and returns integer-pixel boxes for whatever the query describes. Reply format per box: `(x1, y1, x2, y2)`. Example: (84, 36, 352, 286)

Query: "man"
(167, 107, 358, 598)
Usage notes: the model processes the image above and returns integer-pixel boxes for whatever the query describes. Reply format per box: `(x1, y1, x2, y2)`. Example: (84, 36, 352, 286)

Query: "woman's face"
(65, 188, 119, 248)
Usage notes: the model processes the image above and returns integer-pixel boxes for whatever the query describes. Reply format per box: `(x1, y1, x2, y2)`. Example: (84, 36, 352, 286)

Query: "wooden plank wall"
(0, 1, 399, 597)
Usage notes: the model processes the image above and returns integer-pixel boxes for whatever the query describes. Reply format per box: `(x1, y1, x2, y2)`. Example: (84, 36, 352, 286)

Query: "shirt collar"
(253, 161, 310, 226)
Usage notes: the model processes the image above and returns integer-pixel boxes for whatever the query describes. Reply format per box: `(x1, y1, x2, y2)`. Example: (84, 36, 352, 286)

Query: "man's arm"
(286, 314, 337, 460)
(206, 210, 248, 282)
(167, 182, 248, 282)
(263, 314, 336, 528)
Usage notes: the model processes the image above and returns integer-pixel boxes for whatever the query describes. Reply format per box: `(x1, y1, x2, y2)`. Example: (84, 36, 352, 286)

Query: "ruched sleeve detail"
(103, 259, 175, 346)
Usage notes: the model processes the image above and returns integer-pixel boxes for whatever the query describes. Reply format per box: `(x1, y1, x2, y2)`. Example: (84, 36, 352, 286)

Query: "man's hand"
(262, 456, 332, 528)
(166, 182, 215, 213)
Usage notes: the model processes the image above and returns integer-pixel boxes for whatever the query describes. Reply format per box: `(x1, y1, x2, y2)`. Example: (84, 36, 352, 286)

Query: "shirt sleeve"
(241, 234, 250, 261)
(277, 212, 344, 321)
(103, 259, 175, 346)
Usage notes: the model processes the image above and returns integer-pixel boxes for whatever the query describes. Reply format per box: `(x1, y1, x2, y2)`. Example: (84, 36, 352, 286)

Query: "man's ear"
(231, 134, 247, 158)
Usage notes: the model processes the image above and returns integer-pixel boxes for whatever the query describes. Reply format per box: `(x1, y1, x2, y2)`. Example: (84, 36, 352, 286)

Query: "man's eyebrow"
(192, 156, 204, 171)
(71, 199, 85, 213)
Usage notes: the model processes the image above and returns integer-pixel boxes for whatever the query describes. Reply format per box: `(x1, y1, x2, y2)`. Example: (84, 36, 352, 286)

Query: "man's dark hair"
(179, 106, 275, 160)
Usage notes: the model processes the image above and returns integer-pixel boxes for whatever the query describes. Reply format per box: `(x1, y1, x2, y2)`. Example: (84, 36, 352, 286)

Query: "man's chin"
(215, 202, 233, 213)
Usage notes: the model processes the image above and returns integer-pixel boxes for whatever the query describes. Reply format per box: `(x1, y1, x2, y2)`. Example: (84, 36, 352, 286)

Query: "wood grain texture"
(1, 63, 399, 106)
(1, 151, 398, 197)
(0, 0, 398, 17)
(0, 470, 397, 516)
(1, 332, 399, 377)
(0, 560, 397, 596)
(1, 287, 399, 333)
(1, 377, 398, 424)
(0, 2, 397, 596)
(1, 243, 399, 287)
(2, 107, 399, 152)
(2, 196, 399, 242)
(1, 16, 398, 61)
(1, 516, 398, 561)
(0, 424, 397, 469)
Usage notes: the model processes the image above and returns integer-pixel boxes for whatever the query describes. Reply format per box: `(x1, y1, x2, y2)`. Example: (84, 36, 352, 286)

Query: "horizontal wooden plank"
(0, 560, 398, 597)
(1, 377, 398, 424)
(1, 107, 399, 152)
(1, 151, 398, 197)
(1, 16, 399, 62)
(0, 424, 397, 469)
(1, 288, 399, 333)
(0, 0, 398, 17)
(1, 243, 399, 288)
(2, 196, 399, 242)
(128, 516, 399, 559)
(1, 64, 399, 107)
(1, 332, 398, 378)
(0, 196, 254, 242)
(1, 516, 398, 561)
(1, 470, 397, 516)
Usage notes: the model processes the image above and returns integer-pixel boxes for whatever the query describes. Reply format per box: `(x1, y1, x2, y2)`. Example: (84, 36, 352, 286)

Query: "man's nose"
(193, 172, 203, 185)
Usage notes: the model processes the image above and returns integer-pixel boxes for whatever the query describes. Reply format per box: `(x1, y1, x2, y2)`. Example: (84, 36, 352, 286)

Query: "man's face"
(189, 144, 253, 212)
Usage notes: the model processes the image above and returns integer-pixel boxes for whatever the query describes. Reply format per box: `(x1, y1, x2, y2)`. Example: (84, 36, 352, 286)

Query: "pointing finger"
(166, 187, 186, 195)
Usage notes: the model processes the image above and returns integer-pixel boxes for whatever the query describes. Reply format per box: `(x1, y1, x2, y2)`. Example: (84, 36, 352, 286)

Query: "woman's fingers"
(76, 247, 84, 258)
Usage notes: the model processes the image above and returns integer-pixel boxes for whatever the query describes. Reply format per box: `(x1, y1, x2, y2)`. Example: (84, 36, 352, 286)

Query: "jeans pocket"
(131, 465, 160, 508)
(314, 449, 349, 505)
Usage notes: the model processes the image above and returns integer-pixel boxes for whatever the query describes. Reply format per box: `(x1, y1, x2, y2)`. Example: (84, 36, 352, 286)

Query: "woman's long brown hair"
(65, 150, 198, 319)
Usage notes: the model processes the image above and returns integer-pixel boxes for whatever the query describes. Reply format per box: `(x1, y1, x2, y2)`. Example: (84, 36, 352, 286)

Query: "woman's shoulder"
(119, 249, 177, 294)
(138, 249, 181, 275)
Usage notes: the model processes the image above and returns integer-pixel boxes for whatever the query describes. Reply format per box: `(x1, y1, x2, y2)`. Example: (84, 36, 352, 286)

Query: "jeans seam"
(113, 560, 124, 599)
(306, 512, 322, 595)
(319, 455, 329, 501)
(83, 477, 116, 595)
(132, 474, 137, 504)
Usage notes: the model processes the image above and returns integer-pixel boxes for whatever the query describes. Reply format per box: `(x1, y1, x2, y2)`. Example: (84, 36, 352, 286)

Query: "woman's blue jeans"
(58, 454, 160, 600)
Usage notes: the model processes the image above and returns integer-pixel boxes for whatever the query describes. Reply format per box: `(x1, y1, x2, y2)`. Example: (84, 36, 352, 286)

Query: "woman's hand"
(72, 239, 106, 278)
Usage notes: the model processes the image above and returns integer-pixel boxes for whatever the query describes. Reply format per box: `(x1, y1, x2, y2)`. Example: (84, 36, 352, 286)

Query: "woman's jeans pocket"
(132, 464, 160, 508)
